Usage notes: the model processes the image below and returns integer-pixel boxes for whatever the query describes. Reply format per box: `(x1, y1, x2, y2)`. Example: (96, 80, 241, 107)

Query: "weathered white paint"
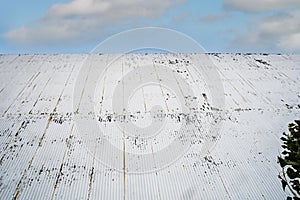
(0, 53, 299, 199)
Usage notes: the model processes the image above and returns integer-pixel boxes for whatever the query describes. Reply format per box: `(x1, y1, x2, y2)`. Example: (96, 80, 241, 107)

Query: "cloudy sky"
(1, 0, 299, 53)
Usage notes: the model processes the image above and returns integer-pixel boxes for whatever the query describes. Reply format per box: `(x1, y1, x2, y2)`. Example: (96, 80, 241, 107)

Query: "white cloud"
(5, 0, 185, 46)
(278, 33, 300, 51)
(223, 0, 300, 12)
(233, 11, 300, 52)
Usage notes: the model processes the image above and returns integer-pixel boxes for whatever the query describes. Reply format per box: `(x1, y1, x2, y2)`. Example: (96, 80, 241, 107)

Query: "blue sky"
(1, 0, 300, 54)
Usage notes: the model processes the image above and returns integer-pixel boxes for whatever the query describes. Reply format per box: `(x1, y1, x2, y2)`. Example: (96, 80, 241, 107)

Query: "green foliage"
(278, 120, 300, 200)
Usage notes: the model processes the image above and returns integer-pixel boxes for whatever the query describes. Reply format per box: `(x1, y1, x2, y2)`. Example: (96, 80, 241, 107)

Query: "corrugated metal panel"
(0, 54, 299, 199)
